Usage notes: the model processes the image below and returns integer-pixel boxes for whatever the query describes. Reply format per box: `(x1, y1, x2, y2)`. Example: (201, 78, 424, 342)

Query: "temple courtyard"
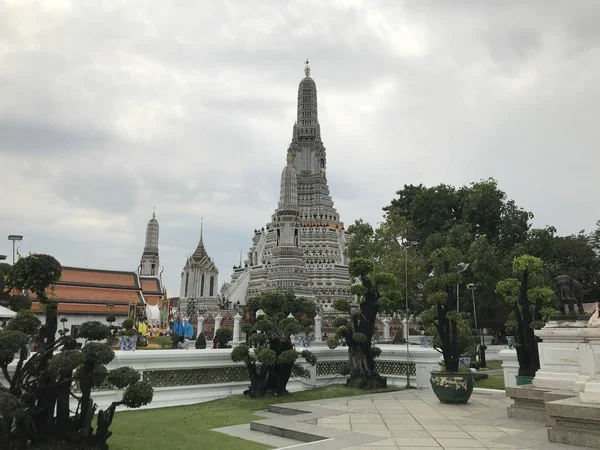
(214, 389, 595, 450)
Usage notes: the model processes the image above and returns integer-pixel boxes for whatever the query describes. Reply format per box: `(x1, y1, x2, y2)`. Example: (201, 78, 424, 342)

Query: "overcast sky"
(1, 0, 599, 294)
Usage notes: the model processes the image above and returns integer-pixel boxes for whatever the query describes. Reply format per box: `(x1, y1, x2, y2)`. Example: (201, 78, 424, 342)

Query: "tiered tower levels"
(225, 63, 352, 311)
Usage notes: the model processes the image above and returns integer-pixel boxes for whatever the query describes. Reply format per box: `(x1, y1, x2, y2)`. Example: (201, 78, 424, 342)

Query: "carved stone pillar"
(233, 313, 242, 342)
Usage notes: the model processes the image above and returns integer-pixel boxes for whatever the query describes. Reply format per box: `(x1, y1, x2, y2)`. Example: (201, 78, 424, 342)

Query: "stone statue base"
(533, 318, 594, 392)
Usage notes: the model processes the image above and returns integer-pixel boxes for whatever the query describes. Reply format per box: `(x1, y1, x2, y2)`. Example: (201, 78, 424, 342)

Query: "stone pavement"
(214, 389, 596, 450)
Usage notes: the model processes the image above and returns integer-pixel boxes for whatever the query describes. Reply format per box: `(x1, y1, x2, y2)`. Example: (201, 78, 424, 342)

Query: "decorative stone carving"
(555, 274, 585, 316)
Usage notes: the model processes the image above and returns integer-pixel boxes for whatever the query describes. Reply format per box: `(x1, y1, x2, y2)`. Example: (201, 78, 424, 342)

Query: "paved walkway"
(215, 389, 596, 450)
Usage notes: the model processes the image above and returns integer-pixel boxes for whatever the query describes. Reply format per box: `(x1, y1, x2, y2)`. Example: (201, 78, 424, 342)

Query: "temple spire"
(304, 59, 311, 77)
(140, 210, 160, 276)
(200, 217, 204, 245)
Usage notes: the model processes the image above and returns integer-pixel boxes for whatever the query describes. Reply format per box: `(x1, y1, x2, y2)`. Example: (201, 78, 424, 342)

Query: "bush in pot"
(118, 318, 137, 351)
(195, 332, 207, 349)
(418, 246, 477, 404)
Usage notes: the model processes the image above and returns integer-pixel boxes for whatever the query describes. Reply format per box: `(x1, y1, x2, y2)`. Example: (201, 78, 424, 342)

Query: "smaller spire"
(286, 150, 294, 166)
(304, 59, 311, 77)
(152, 206, 156, 219)
(200, 217, 204, 244)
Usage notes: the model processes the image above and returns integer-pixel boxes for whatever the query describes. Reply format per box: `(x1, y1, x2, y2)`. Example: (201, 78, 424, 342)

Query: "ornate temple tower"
(139, 209, 160, 276)
(226, 62, 352, 310)
(179, 220, 220, 313)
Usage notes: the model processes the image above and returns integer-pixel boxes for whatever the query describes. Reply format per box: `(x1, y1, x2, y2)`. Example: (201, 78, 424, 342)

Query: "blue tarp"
(173, 320, 194, 339)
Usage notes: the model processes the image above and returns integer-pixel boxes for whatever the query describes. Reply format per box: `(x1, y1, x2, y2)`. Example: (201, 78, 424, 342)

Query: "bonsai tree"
(496, 254, 555, 378)
(58, 317, 69, 337)
(1, 254, 153, 449)
(216, 327, 233, 348)
(195, 331, 207, 349)
(417, 247, 476, 372)
(231, 290, 317, 398)
(327, 258, 396, 388)
(119, 318, 136, 336)
(8, 294, 32, 312)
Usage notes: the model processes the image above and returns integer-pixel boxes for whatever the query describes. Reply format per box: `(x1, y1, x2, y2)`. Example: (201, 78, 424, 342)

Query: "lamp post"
(396, 238, 418, 388)
(466, 283, 486, 368)
(8, 235, 23, 265)
(456, 262, 470, 312)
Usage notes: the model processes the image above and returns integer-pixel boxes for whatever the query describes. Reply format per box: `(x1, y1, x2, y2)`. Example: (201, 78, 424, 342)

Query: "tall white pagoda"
(139, 209, 160, 276)
(223, 62, 352, 311)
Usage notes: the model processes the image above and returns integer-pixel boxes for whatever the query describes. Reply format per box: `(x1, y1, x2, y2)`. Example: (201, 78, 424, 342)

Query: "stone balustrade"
(4, 344, 440, 411)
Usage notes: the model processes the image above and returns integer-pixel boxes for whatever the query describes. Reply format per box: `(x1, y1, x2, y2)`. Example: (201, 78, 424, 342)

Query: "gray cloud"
(0, 0, 599, 292)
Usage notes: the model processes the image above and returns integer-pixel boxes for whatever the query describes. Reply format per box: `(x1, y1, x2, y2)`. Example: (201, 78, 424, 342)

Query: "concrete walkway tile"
(388, 430, 431, 438)
(421, 424, 462, 432)
(467, 431, 509, 440)
(497, 426, 537, 435)
(513, 428, 551, 440)
(397, 447, 441, 450)
(459, 424, 502, 432)
(362, 437, 397, 446)
(493, 435, 546, 448)
(428, 430, 471, 439)
(395, 437, 440, 447)
(435, 438, 485, 448)
(387, 423, 426, 432)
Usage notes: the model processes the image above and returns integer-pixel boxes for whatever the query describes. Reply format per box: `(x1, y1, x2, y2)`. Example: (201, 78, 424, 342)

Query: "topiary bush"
(195, 332, 207, 349)
(216, 327, 233, 348)
(232, 290, 317, 398)
(0, 254, 154, 449)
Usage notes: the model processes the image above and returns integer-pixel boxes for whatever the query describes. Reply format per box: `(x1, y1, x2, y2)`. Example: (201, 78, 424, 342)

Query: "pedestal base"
(547, 396, 600, 448)
(505, 385, 576, 423)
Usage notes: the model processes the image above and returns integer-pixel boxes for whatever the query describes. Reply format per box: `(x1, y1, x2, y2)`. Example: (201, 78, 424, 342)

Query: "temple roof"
(186, 220, 218, 272)
(29, 266, 147, 316)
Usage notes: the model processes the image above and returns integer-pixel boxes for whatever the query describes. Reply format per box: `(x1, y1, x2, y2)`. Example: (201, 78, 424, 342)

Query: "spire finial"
(304, 59, 311, 77)
(239, 249, 242, 266)
(286, 150, 294, 165)
(200, 217, 204, 244)
(152, 206, 156, 219)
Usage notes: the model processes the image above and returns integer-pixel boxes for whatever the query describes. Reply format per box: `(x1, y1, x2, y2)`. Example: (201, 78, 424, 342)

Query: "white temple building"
(179, 221, 220, 312)
(223, 62, 352, 311)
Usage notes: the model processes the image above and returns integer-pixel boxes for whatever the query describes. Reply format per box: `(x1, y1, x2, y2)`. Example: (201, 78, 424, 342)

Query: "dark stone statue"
(555, 275, 585, 315)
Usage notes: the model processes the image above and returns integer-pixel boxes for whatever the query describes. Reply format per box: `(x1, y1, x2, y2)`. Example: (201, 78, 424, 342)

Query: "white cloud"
(1, 0, 599, 292)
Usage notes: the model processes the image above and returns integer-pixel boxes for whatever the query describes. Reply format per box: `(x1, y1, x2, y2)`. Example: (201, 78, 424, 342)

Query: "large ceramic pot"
(119, 335, 137, 351)
(430, 371, 474, 404)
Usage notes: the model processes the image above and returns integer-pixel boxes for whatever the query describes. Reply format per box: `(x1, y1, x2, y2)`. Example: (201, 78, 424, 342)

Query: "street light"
(396, 238, 418, 388)
(7, 235, 23, 265)
(456, 262, 470, 312)
(467, 283, 486, 368)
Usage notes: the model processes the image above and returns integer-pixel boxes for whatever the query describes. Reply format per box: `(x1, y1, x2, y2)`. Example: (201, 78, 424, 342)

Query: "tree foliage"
(416, 247, 477, 372)
(0, 254, 153, 449)
(232, 290, 317, 398)
(496, 255, 555, 377)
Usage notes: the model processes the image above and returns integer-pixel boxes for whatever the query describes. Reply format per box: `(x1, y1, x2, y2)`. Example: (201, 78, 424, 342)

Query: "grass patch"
(475, 374, 505, 390)
(480, 360, 502, 371)
(108, 384, 401, 450)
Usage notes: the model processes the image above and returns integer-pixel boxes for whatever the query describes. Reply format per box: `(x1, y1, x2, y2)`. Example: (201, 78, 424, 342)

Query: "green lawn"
(108, 385, 401, 450)
(475, 374, 505, 390)
(480, 360, 502, 370)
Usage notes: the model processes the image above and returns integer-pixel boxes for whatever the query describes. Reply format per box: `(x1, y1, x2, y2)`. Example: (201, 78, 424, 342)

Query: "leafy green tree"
(0, 254, 153, 449)
(496, 255, 555, 377)
(327, 258, 396, 388)
(231, 290, 317, 398)
(417, 247, 476, 372)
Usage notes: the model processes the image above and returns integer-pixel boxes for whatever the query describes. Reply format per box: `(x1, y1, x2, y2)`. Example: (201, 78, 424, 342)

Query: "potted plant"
(496, 255, 554, 385)
(118, 318, 137, 351)
(418, 247, 477, 404)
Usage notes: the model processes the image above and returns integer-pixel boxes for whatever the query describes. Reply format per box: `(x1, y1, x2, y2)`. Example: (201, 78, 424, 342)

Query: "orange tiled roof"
(140, 276, 162, 295)
(25, 266, 145, 317)
(59, 267, 140, 289)
(32, 302, 129, 315)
